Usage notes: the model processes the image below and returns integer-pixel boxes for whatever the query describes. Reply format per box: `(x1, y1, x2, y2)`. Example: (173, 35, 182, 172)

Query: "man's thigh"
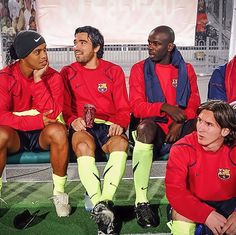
(69, 125, 108, 160)
(0, 126, 21, 154)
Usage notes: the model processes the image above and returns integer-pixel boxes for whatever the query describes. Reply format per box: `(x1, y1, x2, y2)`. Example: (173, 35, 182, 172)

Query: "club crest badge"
(218, 168, 230, 180)
(98, 83, 107, 93)
(172, 79, 178, 88)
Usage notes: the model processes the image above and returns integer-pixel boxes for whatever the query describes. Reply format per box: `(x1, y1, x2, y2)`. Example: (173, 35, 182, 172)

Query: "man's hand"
(161, 103, 186, 123)
(165, 122, 183, 143)
(43, 110, 56, 126)
(33, 62, 49, 83)
(220, 211, 236, 235)
(71, 117, 86, 131)
(107, 124, 123, 137)
(205, 211, 227, 235)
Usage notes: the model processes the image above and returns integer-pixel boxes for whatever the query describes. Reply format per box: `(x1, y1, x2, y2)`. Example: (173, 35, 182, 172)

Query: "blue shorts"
(69, 123, 126, 161)
(14, 130, 45, 154)
(70, 123, 110, 147)
(204, 197, 236, 218)
(195, 197, 236, 235)
(167, 197, 236, 235)
(153, 119, 196, 158)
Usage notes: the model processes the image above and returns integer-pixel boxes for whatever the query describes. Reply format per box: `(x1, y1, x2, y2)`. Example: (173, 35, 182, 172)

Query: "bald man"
(129, 25, 200, 228)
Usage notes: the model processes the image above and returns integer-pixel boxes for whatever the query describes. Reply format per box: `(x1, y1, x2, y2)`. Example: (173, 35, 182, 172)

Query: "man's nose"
(41, 50, 47, 58)
(198, 122, 206, 131)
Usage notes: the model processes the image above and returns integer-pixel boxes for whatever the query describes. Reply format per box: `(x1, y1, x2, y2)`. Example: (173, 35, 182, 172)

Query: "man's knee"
(44, 123, 68, 144)
(0, 126, 15, 146)
(105, 135, 128, 152)
(136, 119, 157, 143)
(73, 140, 96, 156)
(172, 209, 193, 222)
(113, 135, 128, 149)
(170, 209, 196, 235)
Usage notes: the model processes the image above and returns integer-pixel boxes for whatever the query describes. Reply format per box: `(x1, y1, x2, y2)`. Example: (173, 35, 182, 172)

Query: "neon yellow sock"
(169, 220, 196, 235)
(52, 174, 67, 195)
(100, 151, 127, 202)
(132, 140, 153, 205)
(77, 156, 101, 205)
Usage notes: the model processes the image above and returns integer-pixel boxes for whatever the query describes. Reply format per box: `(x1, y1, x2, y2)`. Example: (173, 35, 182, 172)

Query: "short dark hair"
(197, 100, 236, 146)
(152, 25, 175, 43)
(74, 26, 104, 59)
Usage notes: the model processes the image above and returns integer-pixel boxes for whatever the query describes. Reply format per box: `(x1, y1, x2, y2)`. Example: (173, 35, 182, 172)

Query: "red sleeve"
(60, 66, 77, 126)
(129, 61, 164, 118)
(165, 144, 215, 223)
(184, 64, 201, 119)
(0, 75, 44, 131)
(31, 68, 64, 119)
(106, 66, 130, 129)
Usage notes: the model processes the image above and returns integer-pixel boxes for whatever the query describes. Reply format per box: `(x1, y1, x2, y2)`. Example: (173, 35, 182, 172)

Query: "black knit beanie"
(13, 30, 46, 59)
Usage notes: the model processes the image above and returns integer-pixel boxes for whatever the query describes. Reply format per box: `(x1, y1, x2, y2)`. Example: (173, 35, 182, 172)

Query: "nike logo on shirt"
(34, 37, 41, 42)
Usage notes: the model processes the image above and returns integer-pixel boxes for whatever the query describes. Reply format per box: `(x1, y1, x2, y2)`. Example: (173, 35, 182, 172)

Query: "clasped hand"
(205, 211, 236, 235)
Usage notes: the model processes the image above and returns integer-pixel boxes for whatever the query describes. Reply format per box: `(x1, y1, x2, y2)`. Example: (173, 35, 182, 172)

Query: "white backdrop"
(229, 0, 236, 60)
(36, 0, 198, 47)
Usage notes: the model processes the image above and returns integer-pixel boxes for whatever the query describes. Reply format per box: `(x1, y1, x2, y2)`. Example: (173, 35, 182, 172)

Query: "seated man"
(208, 56, 236, 103)
(61, 26, 130, 234)
(129, 25, 200, 228)
(166, 100, 236, 235)
(0, 30, 71, 217)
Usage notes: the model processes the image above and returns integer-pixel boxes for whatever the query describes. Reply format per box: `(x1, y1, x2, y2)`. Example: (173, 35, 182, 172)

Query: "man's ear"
(94, 45, 100, 53)
(221, 128, 230, 137)
(168, 43, 175, 52)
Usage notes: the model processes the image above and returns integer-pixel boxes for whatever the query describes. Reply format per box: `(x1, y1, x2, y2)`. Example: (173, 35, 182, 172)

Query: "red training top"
(129, 60, 200, 134)
(165, 132, 236, 223)
(0, 61, 64, 131)
(61, 59, 130, 129)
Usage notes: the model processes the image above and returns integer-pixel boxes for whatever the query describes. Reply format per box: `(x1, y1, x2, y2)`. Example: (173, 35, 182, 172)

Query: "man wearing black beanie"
(0, 30, 71, 217)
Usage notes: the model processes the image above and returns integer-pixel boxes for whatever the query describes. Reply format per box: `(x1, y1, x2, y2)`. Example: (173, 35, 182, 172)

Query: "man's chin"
(149, 57, 155, 62)
(198, 139, 208, 147)
(149, 56, 159, 63)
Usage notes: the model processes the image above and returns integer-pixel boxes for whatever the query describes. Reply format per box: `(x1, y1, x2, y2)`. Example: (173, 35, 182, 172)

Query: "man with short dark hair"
(129, 25, 200, 228)
(61, 26, 130, 234)
(166, 100, 236, 235)
(0, 30, 71, 217)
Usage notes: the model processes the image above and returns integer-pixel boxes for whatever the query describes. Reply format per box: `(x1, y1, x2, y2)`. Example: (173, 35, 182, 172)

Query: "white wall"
(197, 75, 210, 102)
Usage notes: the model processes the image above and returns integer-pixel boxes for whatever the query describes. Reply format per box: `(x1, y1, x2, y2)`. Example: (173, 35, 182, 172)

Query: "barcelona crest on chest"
(98, 83, 108, 93)
(218, 168, 230, 180)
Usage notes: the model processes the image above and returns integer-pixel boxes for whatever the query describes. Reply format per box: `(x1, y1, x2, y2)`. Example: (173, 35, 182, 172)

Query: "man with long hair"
(166, 100, 236, 234)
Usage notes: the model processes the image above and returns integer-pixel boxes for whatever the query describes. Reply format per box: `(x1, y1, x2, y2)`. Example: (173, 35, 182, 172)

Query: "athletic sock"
(169, 220, 196, 235)
(77, 156, 101, 205)
(132, 140, 153, 205)
(100, 151, 127, 202)
(52, 174, 67, 195)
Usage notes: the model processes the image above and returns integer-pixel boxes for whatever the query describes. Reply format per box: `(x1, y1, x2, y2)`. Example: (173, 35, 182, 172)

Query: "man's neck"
(82, 58, 99, 69)
(202, 140, 224, 152)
